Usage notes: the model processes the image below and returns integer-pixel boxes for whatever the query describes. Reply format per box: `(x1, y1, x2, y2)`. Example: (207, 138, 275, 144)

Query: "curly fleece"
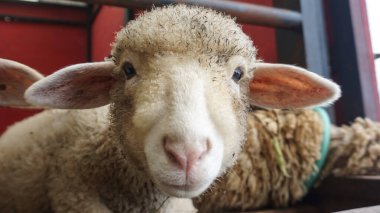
(112, 5, 256, 64)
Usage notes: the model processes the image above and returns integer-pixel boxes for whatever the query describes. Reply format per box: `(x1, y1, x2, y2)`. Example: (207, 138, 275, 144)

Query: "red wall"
(92, 6, 125, 61)
(0, 2, 277, 134)
(239, 0, 278, 63)
(0, 3, 87, 133)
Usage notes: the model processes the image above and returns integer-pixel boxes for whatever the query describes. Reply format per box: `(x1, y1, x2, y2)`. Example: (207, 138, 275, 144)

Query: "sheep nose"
(163, 135, 211, 174)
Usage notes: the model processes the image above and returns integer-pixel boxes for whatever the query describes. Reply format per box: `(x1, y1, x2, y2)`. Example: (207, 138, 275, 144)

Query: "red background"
(0, 0, 276, 133)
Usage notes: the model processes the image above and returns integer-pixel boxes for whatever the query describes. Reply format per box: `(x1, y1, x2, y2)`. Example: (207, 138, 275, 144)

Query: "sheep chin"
(152, 176, 213, 198)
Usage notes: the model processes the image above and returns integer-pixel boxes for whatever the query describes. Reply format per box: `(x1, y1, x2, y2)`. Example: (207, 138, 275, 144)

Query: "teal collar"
(304, 108, 331, 190)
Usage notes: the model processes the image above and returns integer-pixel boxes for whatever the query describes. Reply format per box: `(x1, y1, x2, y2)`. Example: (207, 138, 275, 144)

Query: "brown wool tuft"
(194, 109, 324, 211)
(322, 117, 380, 178)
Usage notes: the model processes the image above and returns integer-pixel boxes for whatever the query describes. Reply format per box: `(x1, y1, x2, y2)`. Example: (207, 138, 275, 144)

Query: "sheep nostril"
(167, 150, 181, 166)
(206, 138, 212, 153)
(163, 135, 184, 168)
(198, 138, 211, 161)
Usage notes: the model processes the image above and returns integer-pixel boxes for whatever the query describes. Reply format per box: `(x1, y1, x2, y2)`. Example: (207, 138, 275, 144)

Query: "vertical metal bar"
(90, 5, 101, 24)
(124, 9, 135, 24)
(274, 0, 306, 68)
(86, 4, 93, 62)
(300, 0, 330, 78)
(300, 0, 336, 121)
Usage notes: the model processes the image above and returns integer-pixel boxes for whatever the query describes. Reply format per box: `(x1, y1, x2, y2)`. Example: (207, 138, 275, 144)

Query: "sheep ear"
(249, 63, 341, 109)
(0, 58, 44, 108)
(25, 61, 116, 109)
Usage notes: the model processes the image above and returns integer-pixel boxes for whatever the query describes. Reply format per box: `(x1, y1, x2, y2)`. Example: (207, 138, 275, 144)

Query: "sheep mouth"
(163, 183, 198, 191)
(156, 180, 210, 198)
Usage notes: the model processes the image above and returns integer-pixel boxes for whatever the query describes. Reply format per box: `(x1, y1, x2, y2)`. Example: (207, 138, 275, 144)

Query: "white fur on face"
(128, 55, 243, 198)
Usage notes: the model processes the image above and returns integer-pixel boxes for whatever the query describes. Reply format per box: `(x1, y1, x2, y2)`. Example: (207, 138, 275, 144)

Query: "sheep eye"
(232, 67, 244, 82)
(122, 62, 136, 80)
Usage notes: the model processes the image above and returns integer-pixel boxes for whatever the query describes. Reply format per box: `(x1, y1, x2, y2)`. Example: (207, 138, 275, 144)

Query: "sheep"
(0, 5, 340, 213)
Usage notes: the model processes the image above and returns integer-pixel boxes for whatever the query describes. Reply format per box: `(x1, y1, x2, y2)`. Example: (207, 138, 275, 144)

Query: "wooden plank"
(315, 176, 380, 202)
(309, 176, 380, 212)
(249, 206, 319, 213)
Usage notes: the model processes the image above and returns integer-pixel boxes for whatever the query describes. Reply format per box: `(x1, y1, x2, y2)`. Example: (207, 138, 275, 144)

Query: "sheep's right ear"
(249, 63, 341, 109)
(25, 61, 116, 109)
(0, 58, 43, 108)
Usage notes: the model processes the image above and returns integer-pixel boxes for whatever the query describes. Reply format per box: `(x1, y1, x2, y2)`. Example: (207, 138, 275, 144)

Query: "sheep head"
(24, 5, 340, 198)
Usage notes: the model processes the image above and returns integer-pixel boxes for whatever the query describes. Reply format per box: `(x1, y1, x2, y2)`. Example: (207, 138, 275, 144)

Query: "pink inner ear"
(38, 74, 115, 109)
(249, 68, 335, 109)
(0, 58, 43, 107)
(25, 61, 116, 109)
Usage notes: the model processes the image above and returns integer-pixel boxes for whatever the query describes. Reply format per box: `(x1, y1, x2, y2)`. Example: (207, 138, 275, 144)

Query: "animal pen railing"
(68, 0, 327, 75)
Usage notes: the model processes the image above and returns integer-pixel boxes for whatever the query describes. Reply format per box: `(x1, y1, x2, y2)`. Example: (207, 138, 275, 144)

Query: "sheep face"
(110, 52, 250, 197)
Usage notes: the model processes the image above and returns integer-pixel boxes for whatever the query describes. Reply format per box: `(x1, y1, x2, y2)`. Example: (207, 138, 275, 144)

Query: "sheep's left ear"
(0, 58, 44, 108)
(249, 63, 341, 109)
(25, 61, 116, 109)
